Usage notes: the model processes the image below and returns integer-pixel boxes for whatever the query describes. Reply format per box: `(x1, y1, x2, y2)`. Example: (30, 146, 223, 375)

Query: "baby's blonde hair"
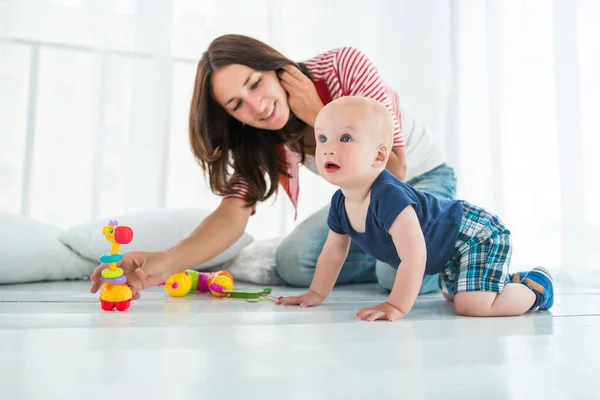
(320, 96, 394, 150)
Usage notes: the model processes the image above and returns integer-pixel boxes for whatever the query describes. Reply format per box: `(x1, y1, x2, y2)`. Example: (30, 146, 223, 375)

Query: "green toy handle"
(225, 288, 272, 299)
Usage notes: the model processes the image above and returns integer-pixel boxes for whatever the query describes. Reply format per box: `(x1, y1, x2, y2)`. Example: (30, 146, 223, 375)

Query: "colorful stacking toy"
(98, 220, 134, 311)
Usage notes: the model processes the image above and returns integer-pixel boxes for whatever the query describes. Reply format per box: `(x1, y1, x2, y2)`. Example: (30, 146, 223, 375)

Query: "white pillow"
(58, 208, 253, 270)
(223, 238, 284, 285)
(0, 212, 97, 284)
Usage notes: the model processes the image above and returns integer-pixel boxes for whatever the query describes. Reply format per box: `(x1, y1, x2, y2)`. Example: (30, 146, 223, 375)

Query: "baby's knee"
(453, 292, 496, 316)
(454, 295, 473, 316)
(454, 294, 478, 316)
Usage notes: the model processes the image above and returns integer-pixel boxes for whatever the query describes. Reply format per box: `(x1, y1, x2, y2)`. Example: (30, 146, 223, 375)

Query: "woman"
(89, 34, 456, 299)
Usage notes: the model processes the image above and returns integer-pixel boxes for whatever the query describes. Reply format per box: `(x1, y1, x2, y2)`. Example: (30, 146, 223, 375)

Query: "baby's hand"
(356, 302, 406, 322)
(276, 290, 324, 308)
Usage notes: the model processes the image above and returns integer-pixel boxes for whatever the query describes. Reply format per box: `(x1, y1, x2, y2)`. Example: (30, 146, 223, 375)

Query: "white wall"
(0, 0, 453, 240)
(2, 0, 599, 275)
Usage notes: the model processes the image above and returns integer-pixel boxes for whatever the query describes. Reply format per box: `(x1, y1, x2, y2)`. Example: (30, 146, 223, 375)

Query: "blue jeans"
(275, 163, 458, 294)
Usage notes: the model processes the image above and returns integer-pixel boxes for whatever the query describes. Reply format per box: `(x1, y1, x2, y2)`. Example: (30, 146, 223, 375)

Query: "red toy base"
(101, 299, 131, 311)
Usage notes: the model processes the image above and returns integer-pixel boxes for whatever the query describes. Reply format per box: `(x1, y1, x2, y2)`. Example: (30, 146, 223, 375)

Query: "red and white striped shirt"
(303, 47, 405, 148)
(224, 47, 405, 218)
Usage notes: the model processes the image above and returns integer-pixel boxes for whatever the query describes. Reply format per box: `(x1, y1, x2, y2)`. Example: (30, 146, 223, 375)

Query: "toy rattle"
(163, 270, 232, 297)
(98, 220, 134, 311)
(162, 269, 277, 301)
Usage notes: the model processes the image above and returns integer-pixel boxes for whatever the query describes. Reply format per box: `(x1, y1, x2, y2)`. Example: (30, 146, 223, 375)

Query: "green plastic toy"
(225, 288, 272, 299)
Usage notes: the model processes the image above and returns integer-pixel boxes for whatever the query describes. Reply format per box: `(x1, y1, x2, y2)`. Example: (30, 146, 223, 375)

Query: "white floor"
(1, 277, 599, 400)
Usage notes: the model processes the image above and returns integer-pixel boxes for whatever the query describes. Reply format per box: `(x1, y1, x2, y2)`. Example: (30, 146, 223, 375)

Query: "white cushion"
(58, 208, 253, 270)
(0, 213, 97, 284)
(223, 238, 284, 285)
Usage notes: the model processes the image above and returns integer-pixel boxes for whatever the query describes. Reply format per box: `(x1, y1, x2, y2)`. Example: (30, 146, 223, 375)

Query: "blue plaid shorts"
(439, 201, 512, 297)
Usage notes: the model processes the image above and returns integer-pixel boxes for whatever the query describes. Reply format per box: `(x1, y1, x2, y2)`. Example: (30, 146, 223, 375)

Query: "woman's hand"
(89, 251, 175, 299)
(278, 65, 324, 127)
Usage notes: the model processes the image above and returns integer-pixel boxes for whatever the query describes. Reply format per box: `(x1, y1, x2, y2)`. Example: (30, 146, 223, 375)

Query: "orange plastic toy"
(98, 220, 134, 311)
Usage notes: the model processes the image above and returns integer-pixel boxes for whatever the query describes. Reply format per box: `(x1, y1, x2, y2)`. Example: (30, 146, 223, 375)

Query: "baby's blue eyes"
(318, 135, 351, 143)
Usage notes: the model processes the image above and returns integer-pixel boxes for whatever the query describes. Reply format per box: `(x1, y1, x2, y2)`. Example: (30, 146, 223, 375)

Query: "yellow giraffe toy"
(98, 220, 134, 311)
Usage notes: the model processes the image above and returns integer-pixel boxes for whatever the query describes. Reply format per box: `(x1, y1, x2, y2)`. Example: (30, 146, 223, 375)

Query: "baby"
(277, 96, 554, 321)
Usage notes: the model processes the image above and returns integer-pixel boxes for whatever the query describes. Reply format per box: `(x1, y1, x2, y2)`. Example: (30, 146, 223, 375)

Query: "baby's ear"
(373, 144, 389, 167)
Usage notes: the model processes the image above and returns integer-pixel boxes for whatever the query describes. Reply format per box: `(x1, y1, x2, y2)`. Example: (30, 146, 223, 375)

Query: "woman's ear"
(373, 144, 389, 168)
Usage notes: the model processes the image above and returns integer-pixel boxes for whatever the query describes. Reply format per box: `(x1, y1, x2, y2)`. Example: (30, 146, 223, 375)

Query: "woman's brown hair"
(189, 34, 312, 208)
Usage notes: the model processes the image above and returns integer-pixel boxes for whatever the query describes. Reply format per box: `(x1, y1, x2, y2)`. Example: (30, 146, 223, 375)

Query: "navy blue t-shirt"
(327, 169, 464, 275)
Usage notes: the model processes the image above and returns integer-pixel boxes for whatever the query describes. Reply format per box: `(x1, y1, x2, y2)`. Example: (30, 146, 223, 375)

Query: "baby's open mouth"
(324, 162, 340, 173)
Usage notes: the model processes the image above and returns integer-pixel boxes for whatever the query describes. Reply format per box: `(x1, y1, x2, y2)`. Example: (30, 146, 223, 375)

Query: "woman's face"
(211, 64, 291, 130)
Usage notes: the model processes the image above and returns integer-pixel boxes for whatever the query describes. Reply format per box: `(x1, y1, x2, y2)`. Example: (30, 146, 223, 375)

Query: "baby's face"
(314, 104, 380, 187)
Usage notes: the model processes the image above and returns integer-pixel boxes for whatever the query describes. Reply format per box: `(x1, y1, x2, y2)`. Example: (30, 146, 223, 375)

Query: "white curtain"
(1, 0, 598, 279)
(0, 0, 451, 238)
(451, 0, 600, 282)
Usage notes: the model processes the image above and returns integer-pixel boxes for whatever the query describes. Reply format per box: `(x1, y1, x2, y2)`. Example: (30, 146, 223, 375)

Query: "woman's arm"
(334, 47, 408, 180)
(164, 197, 253, 273)
(387, 147, 408, 181)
